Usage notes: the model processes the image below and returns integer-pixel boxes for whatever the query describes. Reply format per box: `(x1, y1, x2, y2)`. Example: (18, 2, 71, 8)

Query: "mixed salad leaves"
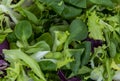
(0, 0, 120, 81)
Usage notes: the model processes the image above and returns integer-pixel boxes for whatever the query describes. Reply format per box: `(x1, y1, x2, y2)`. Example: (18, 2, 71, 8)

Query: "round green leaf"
(14, 20, 32, 41)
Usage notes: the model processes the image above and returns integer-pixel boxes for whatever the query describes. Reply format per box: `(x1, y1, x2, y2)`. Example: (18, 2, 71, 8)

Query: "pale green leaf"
(88, 11, 105, 40)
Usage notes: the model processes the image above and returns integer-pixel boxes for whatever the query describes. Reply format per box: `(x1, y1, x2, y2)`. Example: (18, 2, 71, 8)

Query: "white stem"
(0, 5, 18, 23)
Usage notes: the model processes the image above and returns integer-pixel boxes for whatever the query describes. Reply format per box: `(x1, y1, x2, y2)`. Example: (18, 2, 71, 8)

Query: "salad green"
(0, 0, 120, 81)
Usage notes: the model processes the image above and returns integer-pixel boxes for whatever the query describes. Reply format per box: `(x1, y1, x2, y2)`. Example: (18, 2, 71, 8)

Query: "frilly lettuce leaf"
(88, 11, 105, 40)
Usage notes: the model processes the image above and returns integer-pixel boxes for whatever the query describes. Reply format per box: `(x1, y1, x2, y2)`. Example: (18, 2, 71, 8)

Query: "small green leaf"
(78, 66, 92, 74)
(89, 0, 113, 7)
(81, 41, 91, 66)
(109, 41, 116, 57)
(26, 41, 50, 53)
(39, 61, 56, 71)
(69, 49, 84, 75)
(0, 34, 7, 43)
(114, 53, 120, 64)
(36, 33, 53, 48)
(14, 20, 32, 41)
(62, 5, 82, 19)
(40, 0, 64, 15)
(64, 0, 86, 8)
(68, 18, 88, 43)
(52, 31, 69, 51)
(57, 57, 74, 69)
(22, 9, 39, 24)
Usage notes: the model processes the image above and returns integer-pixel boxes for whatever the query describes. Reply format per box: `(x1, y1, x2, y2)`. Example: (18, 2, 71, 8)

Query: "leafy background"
(0, 0, 120, 81)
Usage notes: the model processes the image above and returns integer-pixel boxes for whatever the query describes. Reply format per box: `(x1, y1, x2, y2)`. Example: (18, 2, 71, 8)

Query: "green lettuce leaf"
(88, 11, 105, 40)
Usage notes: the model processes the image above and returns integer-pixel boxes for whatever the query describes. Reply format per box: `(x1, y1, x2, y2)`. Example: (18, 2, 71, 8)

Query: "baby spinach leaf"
(68, 18, 88, 43)
(14, 20, 32, 41)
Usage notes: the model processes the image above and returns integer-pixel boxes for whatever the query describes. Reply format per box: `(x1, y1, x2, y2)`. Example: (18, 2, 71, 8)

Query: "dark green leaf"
(64, 0, 86, 8)
(22, 9, 39, 24)
(36, 33, 53, 48)
(81, 41, 91, 66)
(40, 0, 64, 14)
(68, 19, 88, 43)
(39, 61, 56, 71)
(69, 49, 84, 75)
(62, 5, 82, 19)
(89, 0, 114, 7)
